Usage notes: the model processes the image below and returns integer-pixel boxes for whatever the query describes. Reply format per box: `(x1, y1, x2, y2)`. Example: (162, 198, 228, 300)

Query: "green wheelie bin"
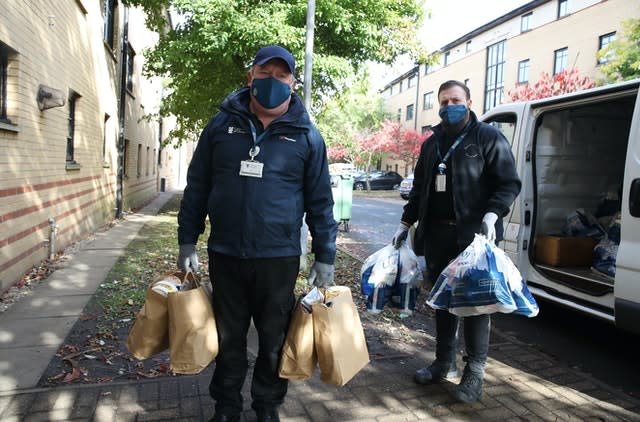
(330, 174, 353, 232)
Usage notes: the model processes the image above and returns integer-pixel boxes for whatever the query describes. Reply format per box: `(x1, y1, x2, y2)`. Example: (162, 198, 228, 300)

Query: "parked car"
(353, 171, 403, 191)
(399, 173, 414, 199)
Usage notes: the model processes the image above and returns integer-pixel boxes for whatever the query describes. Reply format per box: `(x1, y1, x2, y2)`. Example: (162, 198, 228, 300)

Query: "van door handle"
(630, 179, 640, 217)
(524, 210, 531, 225)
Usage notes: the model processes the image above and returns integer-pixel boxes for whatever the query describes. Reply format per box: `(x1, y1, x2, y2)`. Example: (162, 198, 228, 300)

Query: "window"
(484, 40, 506, 112)
(406, 104, 414, 121)
(67, 91, 80, 164)
(146, 146, 150, 176)
(464, 78, 470, 86)
(103, 0, 116, 49)
(396, 108, 401, 122)
(598, 32, 616, 64)
(558, 0, 569, 18)
(103, 114, 110, 164)
(424, 64, 432, 75)
(152, 148, 157, 174)
(423, 91, 434, 110)
(124, 139, 130, 176)
(126, 43, 135, 93)
(554, 47, 568, 74)
(399, 80, 403, 92)
(518, 59, 530, 84)
(137, 144, 142, 177)
(466, 41, 472, 53)
(407, 74, 416, 88)
(0, 41, 15, 124)
(444, 51, 451, 66)
(421, 125, 432, 134)
(521, 13, 532, 32)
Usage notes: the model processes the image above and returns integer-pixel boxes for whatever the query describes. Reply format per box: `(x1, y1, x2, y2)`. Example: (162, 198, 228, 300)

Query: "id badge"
(239, 160, 264, 178)
(435, 174, 446, 192)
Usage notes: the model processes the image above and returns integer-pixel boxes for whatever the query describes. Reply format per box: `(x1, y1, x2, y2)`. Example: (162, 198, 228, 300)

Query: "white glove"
(481, 212, 499, 242)
(177, 244, 199, 272)
(392, 223, 410, 249)
(308, 261, 335, 287)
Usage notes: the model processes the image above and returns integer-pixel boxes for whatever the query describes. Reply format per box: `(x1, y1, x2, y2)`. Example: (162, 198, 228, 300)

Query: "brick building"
(381, 0, 640, 176)
(0, 1, 190, 291)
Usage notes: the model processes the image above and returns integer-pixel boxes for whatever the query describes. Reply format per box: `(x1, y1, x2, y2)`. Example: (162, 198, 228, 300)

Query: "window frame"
(406, 104, 414, 121)
(558, 0, 569, 18)
(0, 41, 15, 125)
(103, 0, 116, 49)
(521, 12, 532, 32)
(126, 43, 135, 93)
(598, 32, 616, 65)
(518, 59, 530, 84)
(484, 40, 506, 112)
(554, 47, 568, 75)
(423, 91, 434, 110)
(66, 91, 81, 165)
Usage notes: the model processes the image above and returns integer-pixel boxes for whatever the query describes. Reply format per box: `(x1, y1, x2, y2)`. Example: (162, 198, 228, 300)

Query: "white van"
(481, 79, 640, 335)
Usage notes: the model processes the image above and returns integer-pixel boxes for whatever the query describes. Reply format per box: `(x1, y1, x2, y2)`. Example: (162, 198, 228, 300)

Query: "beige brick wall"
(0, 1, 181, 291)
(381, 0, 638, 174)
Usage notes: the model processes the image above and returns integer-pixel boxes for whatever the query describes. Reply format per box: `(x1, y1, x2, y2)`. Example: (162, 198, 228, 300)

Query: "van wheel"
(354, 182, 366, 191)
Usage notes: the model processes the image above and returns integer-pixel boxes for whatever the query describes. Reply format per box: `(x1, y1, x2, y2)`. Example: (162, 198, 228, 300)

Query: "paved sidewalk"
(1, 192, 639, 421)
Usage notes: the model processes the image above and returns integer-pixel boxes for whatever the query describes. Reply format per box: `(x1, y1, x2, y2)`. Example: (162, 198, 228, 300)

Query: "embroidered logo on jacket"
(227, 126, 247, 134)
(279, 136, 297, 142)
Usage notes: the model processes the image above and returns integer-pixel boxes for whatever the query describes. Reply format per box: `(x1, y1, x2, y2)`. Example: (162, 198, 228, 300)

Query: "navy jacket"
(178, 87, 337, 264)
(401, 111, 521, 249)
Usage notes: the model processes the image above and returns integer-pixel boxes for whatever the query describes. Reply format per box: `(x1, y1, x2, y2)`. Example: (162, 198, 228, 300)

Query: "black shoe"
(256, 408, 280, 422)
(452, 368, 483, 403)
(210, 413, 240, 422)
(414, 361, 458, 385)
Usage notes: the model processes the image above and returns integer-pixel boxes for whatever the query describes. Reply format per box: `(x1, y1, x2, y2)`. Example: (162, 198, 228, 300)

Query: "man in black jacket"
(177, 45, 337, 422)
(393, 80, 521, 403)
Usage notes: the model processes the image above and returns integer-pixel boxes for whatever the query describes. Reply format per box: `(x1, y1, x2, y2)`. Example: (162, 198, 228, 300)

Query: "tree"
(123, 0, 427, 144)
(507, 68, 596, 102)
(598, 18, 640, 83)
(316, 70, 388, 165)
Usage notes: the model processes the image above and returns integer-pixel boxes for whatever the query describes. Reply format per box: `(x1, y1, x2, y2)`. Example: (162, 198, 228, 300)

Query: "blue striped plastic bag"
(426, 234, 539, 317)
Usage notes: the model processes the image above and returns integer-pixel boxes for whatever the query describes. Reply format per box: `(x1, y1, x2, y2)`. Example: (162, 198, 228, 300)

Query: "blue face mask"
(439, 104, 468, 126)
(251, 77, 292, 109)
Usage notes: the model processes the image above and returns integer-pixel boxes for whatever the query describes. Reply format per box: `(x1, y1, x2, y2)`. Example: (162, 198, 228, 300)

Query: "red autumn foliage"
(508, 68, 596, 102)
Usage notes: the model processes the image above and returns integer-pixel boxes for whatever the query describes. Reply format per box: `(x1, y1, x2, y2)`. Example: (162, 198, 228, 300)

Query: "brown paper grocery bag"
(312, 286, 370, 386)
(168, 279, 218, 374)
(126, 287, 169, 359)
(127, 271, 198, 360)
(278, 301, 317, 380)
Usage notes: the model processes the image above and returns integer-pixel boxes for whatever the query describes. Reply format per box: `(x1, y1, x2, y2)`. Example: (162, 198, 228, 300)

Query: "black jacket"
(401, 111, 521, 250)
(178, 87, 337, 264)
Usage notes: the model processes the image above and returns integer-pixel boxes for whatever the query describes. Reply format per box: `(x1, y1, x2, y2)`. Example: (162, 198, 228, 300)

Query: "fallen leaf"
(63, 367, 81, 382)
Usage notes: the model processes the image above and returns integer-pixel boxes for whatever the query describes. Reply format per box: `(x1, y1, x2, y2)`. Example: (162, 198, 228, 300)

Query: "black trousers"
(424, 224, 491, 374)
(208, 252, 299, 415)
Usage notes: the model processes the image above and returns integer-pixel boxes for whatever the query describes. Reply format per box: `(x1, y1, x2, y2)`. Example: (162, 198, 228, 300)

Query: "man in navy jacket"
(177, 45, 337, 422)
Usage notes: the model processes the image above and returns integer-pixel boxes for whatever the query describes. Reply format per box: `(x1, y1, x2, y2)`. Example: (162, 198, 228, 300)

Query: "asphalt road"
(338, 193, 640, 400)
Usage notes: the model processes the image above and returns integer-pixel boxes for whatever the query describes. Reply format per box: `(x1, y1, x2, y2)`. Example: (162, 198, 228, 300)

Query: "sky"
(372, 0, 531, 88)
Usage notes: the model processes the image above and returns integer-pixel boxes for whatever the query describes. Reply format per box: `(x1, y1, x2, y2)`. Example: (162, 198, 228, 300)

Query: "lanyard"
(436, 131, 467, 174)
(248, 120, 269, 160)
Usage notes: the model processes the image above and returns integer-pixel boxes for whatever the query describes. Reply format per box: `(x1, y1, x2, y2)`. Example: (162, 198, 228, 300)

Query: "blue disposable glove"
(308, 261, 335, 287)
(177, 244, 199, 272)
(481, 212, 498, 242)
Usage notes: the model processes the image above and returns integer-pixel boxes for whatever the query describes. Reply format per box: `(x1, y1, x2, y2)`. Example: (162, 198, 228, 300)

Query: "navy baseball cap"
(252, 45, 296, 74)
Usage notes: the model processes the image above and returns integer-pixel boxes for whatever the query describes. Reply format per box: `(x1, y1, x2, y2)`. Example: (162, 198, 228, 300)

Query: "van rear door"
(615, 90, 640, 335)
(480, 103, 528, 268)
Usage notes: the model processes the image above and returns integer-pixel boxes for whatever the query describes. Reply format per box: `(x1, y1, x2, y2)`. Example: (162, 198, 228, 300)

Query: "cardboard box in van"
(535, 235, 598, 267)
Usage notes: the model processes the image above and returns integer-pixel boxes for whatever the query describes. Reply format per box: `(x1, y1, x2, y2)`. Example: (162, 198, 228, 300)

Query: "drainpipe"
(116, 6, 129, 219)
(413, 64, 420, 132)
(47, 217, 58, 260)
